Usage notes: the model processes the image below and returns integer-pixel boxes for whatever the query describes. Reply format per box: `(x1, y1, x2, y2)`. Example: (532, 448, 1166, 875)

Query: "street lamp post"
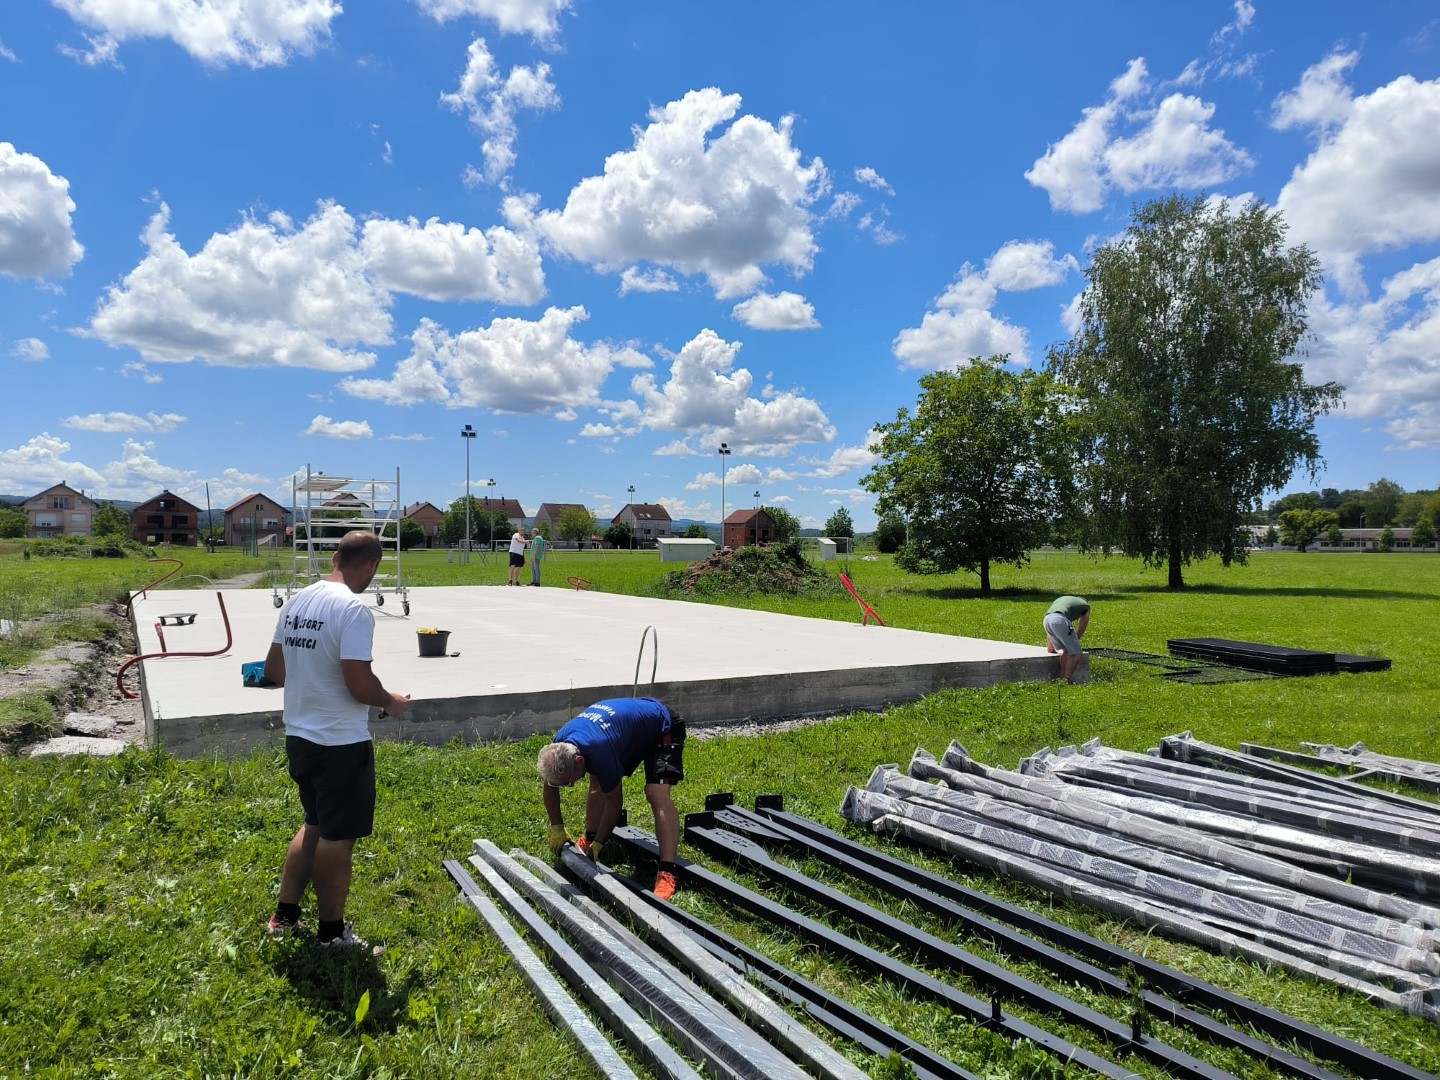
(718, 442, 730, 546)
(461, 424, 476, 564)
(753, 490, 761, 547)
(486, 478, 496, 553)
(627, 484, 635, 551)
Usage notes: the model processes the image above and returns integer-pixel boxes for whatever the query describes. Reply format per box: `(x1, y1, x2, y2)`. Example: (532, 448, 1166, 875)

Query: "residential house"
(402, 501, 446, 548)
(613, 502, 673, 547)
(481, 497, 528, 546)
(24, 482, 97, 538)
(224, 493, 288, 550)
(724, 508, 776, 550)
(131, 490, 201, 546)
(532, 502, 589, 538)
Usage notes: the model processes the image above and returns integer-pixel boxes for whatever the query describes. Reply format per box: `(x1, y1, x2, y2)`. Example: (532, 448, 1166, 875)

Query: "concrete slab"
(128, 585, 1076, 758)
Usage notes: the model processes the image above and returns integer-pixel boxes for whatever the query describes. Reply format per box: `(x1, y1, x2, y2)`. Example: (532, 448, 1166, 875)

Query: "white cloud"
(807, 439, 880, 478)
(52, 0, 340, 67)
(0, 143, 84, 279)
(1276, 72, 1440, 292)
(120, 361, 163, 383)
(361, 215, 544, 303)
(90, 201, 545, 372)
(439, 37, 559, 184)
(652, 440, 695, 456)
(12, 338, 49, 361)
(305, 414, 373, 440)
(731, 291, 819, 330)
(894, 240, 1075, 369)
(0, 37, 16, 62)
(1271, 50, 1359, 132)
(854, 166, 894, 194)
(414, 0, 573, 41)
(857, 209, 901, 246)
(1026, 57, 1252, 213)
(341, 307, 647, 413)
(619, 267, 679, 295)
(0, 432, 105, 492)
(579, 423, 615, 437)
(383, 433, 429, 441)
(528, 88, 826, 299)
(62, 410, 186, 434)
(825, 192, 862, 219)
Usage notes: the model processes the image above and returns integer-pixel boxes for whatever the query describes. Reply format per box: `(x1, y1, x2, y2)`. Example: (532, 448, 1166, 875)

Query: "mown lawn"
(2, 545, 1438, 1078)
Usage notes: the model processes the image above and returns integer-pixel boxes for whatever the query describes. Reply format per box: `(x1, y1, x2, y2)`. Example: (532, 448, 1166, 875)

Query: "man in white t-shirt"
(262, 530, 410, 951)
(507, 526, 528, 586)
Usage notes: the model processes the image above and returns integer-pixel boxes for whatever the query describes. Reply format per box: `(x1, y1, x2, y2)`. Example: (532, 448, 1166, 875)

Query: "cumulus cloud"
(524, 88, 827, 299)
(622, 328, 833, 454)
(340, 308, 650, 413)
(731, 291, 819, 330)
(0, 432, 104, 492)
(807, 436, 880, 478)
(1271, 50, 1359, 132)
(415, 0, 573, 41)
(0, 143, 84, 279)
(1026, 57, 1253, 213)
(89, 201, 544, 371)
(120, 361, 163, 383)
(1275, 70, 1440, 292)
(12, 338, 49, 361)
(52, 0, 340, 67)
(440, 37, 559, 184)
(894, 240, 1076, 369)
(305, 414, 373, 439)
(361, 215, 544, 303)
(619, 267, 679, 295)
(854, 166, 894, 194)
(63, 410, 187, 434)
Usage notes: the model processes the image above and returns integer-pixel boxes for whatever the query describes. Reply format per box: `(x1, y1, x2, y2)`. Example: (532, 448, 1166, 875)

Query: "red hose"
(117, 592, 234, 700)
(134, 558, 184, 599)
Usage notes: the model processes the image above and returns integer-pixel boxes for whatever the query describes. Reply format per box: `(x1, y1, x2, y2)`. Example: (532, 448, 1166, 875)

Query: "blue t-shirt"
(552, 697, 673, 792)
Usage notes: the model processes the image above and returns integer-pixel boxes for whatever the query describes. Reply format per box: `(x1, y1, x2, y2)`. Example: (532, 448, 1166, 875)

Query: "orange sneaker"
(653, 870, 678, 901)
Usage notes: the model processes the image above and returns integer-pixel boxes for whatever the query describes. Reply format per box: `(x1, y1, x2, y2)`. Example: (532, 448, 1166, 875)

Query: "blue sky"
(2, 1, 1438, 528)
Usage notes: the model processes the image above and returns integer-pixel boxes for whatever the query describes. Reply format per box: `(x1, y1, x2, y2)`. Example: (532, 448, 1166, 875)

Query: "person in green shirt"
(1044, 595, 1090, 683)
(528, 527, 547, 586)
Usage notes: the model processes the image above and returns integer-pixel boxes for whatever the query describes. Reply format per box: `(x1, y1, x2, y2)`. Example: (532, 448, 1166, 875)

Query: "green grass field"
(2, 545, 1438, 1078)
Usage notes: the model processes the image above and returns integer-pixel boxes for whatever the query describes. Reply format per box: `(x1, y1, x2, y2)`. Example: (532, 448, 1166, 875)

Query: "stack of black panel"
(1166, 637, 1338, 675)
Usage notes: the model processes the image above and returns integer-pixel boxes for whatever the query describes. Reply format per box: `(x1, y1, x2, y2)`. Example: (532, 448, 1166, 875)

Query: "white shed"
(818, 538, 837, 562)
(657, 538, 716, 563)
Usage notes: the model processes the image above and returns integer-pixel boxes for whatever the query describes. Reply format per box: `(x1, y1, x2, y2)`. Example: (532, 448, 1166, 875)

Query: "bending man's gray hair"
(537, 741, 579, 786)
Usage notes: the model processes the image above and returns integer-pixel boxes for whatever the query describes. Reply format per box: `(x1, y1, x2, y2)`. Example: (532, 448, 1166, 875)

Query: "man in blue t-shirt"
(537, 697, 685, 900)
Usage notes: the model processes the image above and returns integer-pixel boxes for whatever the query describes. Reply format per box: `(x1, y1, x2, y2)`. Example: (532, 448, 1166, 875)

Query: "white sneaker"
(322, 924, 386, 956)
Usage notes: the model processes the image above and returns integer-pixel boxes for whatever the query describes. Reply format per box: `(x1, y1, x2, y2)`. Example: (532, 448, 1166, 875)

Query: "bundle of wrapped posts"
(841, 735, 1440, 1021)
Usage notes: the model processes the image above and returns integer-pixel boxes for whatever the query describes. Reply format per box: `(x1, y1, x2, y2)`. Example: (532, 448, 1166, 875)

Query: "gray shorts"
(1044, 612, 1081, 655)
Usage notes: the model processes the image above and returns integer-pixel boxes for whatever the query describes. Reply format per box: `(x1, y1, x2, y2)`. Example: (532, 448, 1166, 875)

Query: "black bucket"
(417, 630, 450, 657)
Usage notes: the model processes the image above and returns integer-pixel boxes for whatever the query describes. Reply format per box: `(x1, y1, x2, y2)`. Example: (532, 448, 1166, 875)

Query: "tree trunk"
(979, 558, 991, 593)
(1167, 543, 1184, 589)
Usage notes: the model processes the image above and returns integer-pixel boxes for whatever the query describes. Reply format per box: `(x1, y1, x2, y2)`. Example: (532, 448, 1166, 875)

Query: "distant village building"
(533, 502, 588, 537)
(484, 497, 528, 537)
(724, 508, 775, 550)
(402, 501, 446, 548)
(224, 493, 288, 550)
(613, 502, 673, 547)
(23, 482, 96, 538)
(131, 490, 201, 546)
(1247, 524, 1435, 552)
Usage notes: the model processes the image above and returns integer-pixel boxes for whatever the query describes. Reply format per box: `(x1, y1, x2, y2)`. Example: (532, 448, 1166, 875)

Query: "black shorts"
(643, 720, 686, 786)
(509, 552, 524, 567)
(286, 736, 375, 841)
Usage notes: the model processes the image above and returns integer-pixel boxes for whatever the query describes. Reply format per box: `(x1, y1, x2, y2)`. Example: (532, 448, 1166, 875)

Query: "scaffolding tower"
(272, 465, 410, 614)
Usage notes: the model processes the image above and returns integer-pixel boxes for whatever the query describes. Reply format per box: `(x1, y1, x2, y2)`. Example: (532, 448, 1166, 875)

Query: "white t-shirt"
(509, 532, 527, 555)
(271, 579, 375, 745)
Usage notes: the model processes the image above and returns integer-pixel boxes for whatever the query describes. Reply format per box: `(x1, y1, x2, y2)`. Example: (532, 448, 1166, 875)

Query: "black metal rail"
(685, 812, 1237, 1080)
(710, 799, 1345, 1080)
(609, 825, 1141, 1080)
(605, 869, 983, 1080)
(749, 799, 1437, 1080)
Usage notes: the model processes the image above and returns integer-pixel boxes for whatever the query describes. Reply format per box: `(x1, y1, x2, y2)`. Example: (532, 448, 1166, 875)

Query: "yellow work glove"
(589, 840, 604, 865)
(548, 825, 571, 855)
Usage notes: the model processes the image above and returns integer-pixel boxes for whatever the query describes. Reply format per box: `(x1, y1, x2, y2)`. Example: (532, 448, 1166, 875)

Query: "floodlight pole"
(461, 424, 476, 564)
(718, 442, 730, 546)
(627, 484, 635, 551)
(753, 490, 760, 547)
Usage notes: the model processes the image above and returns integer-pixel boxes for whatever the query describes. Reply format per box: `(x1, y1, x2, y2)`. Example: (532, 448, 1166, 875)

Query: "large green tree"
(1048, 194, 1343, 588)
(440, 497, 511, 547)
(873, 510, 906, 554)
(764, 505, 802, 543)
(0, 506, 28, 538)
(823, 506, 855, 539)
(862, 356, 1077, 592)
(92, 501, 131, 538)
(557, 506, 598, 543)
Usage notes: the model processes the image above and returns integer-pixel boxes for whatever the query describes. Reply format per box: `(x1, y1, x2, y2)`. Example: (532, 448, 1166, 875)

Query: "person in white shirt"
(507, 527, 529, 586)
(262, 531, 410, 950)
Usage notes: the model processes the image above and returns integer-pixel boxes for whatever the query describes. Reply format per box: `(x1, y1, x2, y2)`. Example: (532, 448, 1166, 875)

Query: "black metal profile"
(606, 867, 984, 1080)
(609, 825, 1137, 1080)
(714, 801, 1345, 1080)
(750, 800, 1437, 1080)
(685, 813, 1236, 1080)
